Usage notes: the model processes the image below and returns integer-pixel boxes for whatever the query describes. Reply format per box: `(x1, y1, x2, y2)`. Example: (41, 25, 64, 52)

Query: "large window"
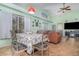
(12, 14, 24, 33)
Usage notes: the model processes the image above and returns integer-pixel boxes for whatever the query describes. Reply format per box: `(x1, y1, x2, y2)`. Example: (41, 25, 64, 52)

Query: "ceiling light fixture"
(28, 6, 36, 14)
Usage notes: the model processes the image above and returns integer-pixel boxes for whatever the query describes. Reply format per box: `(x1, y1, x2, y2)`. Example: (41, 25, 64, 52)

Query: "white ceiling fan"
(58, 3, 71, 13)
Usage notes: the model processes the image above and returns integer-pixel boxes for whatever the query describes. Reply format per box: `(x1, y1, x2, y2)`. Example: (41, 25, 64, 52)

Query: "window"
(12, 14, 24, 33)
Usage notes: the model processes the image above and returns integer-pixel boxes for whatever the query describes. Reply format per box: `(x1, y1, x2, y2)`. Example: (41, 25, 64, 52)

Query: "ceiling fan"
(58, 3, 71, 13)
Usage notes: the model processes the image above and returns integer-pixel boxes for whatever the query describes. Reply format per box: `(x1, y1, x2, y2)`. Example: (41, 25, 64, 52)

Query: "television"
(64, 22, 79, 29)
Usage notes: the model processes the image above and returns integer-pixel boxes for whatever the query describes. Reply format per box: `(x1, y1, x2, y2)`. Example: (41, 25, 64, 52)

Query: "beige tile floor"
(0, 38, 79, 56)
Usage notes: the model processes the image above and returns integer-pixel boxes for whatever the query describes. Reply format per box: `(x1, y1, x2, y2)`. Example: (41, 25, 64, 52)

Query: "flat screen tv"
(64, 22, 79, 29)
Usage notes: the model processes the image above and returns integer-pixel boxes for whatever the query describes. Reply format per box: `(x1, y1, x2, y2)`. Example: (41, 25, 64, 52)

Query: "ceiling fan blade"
(66, 9, 71, 10)
(59, 8, 63, 10)
(58, 3, 71, 13)
(65, 6, 70, 9)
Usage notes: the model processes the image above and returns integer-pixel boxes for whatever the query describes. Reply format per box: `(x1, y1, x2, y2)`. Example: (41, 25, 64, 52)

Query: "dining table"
(16, 33, 48, 54)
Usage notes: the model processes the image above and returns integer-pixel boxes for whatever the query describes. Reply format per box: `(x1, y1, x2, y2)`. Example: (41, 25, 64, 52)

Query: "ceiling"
(14, 3, 79, 15)
(14, 3, 58, 9)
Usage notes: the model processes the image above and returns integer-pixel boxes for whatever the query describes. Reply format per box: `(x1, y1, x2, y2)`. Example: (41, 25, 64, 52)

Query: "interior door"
(57, 23, 63, 35)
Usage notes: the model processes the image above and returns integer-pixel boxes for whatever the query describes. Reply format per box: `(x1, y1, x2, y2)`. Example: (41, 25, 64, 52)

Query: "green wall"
(0, 39, 11, 48)
(0, 3, 53, 48)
